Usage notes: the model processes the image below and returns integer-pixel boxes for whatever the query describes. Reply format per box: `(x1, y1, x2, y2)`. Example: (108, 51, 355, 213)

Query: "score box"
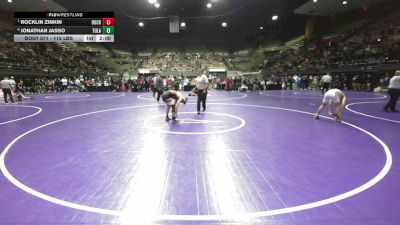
(13, 12, 115, 42)
(102, 18, 115, 26)
(103, 26, 114, 34)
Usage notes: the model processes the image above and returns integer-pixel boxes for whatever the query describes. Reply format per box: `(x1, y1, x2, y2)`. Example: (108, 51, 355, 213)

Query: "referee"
(383, 70, 400, 112)
(154, 74, 164, 102)
(1, 76, 15, 103)
(320, 72, 332, 94)
(195, 70, 209, 114)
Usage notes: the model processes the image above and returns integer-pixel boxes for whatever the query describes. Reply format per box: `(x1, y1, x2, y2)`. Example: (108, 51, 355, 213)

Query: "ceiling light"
(148, 0, 157, 4)
(155, 2, 160, 8)
(207, 3, 212, 8)
(313, 0, 317, 2)
(138, 22, 144, 27)
(342, 1, 347, 4)
(221, 22, 227, 27)
(7, 0, 12, 3)
(260, 26, 263, 30)
(180, 22, 186, 27)
(272, 15, 278, 21)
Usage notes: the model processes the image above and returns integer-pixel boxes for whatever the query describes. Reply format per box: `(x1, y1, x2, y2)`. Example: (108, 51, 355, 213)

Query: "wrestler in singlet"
(162, 90, 187, 122)
(162, 90, 181, 105)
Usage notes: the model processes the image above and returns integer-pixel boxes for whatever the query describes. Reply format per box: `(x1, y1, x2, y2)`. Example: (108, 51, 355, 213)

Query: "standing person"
(260, 78, 265, 91)
(334, 75, 345, 90)
(195, 70, 209, 114)
(383, 70, 400, 112)
(301, 75, 308, 90)
(314, 88, 347, 122)
(150, 76, 155, 94)
(9, 76, 16, 94)
(320, 72, 332, 94)
(154, 74, 164, 102)
(61, 77, 68, 92)
(173, 76, 180, 91)
(312, 76, 318, 90)
(86, 78, 93, 92)
(144, 78, 150, 92)
(287, 76, 293, 90)
(0, 77, 15, 103)
(121, 78, 126, 93)
(76, 77, 82, 92)
(161, 90, 188, 123)
(366, 74, 372, 92)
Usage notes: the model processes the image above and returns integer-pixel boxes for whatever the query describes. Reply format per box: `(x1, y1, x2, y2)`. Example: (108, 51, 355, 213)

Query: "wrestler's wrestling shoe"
(333, 115, 341, 122)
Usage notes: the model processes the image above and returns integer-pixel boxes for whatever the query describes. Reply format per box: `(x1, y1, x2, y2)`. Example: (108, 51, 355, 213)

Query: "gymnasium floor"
(0, 90, 399, 225)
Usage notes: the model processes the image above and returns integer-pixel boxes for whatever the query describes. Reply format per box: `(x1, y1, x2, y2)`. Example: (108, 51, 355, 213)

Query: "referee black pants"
(156, 89, 164, 102)
(3, 88, 14, 103)
(384, 88, 400, 111)
(321, 82, 330, 94)
(197, 91, 207, 112)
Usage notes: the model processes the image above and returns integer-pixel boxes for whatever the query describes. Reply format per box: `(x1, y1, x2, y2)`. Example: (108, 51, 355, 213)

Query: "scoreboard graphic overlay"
(14, 12, 114, 42)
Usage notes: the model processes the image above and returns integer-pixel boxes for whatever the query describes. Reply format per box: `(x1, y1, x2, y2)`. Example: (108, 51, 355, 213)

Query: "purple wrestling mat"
(0, 90, 398, 225)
